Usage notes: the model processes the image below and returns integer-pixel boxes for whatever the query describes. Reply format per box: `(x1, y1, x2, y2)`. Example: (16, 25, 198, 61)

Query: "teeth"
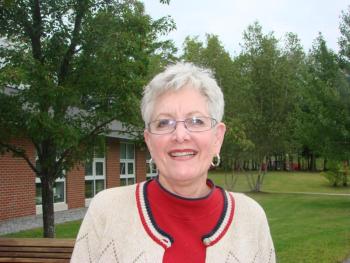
(170, 151, 195, 157)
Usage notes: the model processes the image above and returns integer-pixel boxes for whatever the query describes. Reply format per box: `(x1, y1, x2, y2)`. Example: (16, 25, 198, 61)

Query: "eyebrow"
(153, 111, 207, 120)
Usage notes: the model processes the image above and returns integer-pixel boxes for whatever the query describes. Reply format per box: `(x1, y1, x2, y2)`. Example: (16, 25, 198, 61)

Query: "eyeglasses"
(148, 116, 218, 135)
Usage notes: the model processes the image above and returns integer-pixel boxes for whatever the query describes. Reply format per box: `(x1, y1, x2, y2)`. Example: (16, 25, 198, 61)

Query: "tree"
(232, 22, 304, 190)
(0, 0, 175, 237)
(339, 5, 350, 74)
(181, 35, 249, 167)
(295, 34, 350, 172)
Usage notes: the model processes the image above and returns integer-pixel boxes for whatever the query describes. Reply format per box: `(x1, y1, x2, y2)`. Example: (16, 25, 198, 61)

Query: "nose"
(171, 121, 190, 142)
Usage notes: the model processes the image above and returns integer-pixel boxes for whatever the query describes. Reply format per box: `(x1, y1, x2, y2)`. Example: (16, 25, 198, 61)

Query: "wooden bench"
(0, 238, 75, 263)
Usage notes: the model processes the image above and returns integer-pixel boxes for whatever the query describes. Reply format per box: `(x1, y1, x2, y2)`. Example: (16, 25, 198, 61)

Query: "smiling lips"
(169, 149, 197, 158)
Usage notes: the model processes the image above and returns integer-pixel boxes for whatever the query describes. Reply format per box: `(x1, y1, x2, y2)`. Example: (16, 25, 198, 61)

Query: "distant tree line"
(180, 8, 350, 190)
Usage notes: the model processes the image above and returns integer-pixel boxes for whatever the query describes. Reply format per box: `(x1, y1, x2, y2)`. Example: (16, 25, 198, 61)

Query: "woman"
(71, 62, 275, 262)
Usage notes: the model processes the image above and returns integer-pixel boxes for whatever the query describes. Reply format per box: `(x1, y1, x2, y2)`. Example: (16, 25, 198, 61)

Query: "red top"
(147, 179, 224, 263)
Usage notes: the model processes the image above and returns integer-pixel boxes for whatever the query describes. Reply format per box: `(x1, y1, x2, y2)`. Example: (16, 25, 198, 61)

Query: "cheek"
(148, 137, 167, 160)
(199, 135, 217, 156)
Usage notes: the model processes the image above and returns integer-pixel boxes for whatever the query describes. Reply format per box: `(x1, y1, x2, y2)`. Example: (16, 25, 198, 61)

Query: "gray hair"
(141, 62, 224, 127)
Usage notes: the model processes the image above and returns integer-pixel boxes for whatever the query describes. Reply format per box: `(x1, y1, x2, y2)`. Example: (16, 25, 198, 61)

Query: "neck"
(157, 175, 211, 199)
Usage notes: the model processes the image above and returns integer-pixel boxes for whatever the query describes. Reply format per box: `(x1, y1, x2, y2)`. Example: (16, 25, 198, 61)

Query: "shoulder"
(229, 192, 268, 220)
(94, 183, 137, 200)
(88, 184, 138, 213)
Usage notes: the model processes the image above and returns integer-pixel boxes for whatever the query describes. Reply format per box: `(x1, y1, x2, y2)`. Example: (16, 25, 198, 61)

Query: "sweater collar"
(136, 179, 235, 249)
(150, 178, 220, 219)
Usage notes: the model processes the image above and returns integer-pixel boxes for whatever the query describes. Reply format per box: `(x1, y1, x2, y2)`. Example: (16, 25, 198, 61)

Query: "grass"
(250, 193, 350, 263)
(3, 220, 81, 239)
(3, 171, 350, 262)
(209, 171, 350, 263)
(209, 170, 350, 194)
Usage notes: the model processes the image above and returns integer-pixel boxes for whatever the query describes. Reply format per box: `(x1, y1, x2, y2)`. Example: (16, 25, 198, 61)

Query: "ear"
(144, 129, 152, 152)
(213, 122, 226, 154)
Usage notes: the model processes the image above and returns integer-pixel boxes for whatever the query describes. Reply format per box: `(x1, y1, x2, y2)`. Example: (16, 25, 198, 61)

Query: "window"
(120, 142, 135, 186)
(146, 150, 157, 179)
(35, 160, 66, 205)
(35, 158, 67, 214)
(85, 156, 106, 199)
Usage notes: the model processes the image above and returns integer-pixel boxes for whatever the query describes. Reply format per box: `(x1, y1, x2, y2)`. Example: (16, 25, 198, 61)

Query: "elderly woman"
(71, 62, 275, 262)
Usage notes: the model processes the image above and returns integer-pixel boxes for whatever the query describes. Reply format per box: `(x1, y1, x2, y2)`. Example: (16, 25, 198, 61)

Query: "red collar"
(136, 179, 235, 249)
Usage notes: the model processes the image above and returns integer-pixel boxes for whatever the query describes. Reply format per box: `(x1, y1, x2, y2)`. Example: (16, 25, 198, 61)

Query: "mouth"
(168, 149, 197, 158)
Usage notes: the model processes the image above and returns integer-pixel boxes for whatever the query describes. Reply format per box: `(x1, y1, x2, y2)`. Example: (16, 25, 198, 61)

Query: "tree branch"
(58, 1, 89, 85)
(31, 0, 43, 62)
(0, 141, 39, 175)
(55, 117, 116, 173)
(16, 1, 43, 62)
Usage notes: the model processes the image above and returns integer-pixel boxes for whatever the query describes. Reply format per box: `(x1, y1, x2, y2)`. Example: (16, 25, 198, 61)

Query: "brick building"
(0, 122, 156, 222)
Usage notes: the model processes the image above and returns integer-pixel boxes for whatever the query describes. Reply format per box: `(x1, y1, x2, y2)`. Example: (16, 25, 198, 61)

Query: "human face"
(144, 86, 226, 187)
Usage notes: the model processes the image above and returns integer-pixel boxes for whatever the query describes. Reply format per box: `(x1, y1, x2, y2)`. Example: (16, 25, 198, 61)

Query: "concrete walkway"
(266, 190, 350, 196)
(0, 208, 87, 236)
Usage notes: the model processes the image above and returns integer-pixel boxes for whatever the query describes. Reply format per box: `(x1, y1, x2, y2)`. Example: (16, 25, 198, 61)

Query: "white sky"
(143, 0, 349, 56)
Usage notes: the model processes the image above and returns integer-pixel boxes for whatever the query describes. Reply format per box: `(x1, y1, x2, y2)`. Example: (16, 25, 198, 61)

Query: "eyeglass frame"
(147, 116, 218, 135)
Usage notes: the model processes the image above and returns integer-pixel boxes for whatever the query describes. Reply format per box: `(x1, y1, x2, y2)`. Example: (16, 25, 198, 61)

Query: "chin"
(169, 168, 207, 182)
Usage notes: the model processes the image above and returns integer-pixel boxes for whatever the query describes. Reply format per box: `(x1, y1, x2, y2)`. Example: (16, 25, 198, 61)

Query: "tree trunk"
(323, 158, 328, 171)
(41, 175, 55, 238)
(254, 158, 267, 192)
(343, 160, 349, 187)
(311, 154, 317, 171)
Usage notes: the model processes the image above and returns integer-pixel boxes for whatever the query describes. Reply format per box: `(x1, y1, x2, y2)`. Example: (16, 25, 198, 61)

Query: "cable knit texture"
(71, 183, 276, 263)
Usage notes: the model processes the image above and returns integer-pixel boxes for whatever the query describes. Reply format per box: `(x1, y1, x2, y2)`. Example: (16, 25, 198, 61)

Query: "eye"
(157, 119, 173, 128)
(188, 117, 205, 126)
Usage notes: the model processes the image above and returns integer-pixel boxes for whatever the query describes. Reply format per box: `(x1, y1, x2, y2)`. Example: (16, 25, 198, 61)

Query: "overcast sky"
(143, 0, 349, 55)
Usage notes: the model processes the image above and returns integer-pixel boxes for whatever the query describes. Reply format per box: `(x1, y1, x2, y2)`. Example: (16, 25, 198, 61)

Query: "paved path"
(266, 191, 350, 196)
(0, 208, 87, 235)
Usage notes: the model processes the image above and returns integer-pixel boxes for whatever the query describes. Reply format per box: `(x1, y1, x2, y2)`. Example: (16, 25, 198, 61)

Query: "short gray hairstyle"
(141, 62, 224, 127)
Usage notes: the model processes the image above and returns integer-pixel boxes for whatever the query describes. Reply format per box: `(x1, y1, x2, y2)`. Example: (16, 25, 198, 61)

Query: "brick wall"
(135, 146, 147, 183)
(66, 165, 85, 209)
(0, 138, 36, 221)
(0, 136, 148, 221)
(106, 138, 120, 188)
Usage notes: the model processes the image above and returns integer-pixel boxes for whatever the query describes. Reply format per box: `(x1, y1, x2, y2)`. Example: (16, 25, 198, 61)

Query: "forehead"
(152, 86, 209, 118)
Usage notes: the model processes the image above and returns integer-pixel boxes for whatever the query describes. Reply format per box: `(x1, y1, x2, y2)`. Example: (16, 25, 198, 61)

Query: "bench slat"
(0, 238, 75, 262)
(0, 246, 73, 253)
(0, 252, 71, 259)
(0, 238, 75, 248)
(0, 257, 70, 263)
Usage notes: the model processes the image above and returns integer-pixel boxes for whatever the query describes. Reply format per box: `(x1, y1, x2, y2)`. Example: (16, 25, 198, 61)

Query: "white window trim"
(85, 157, 106, 207)
(35, 177, 67, 214)
(120, 142, 135, 185)
(35, 158, 67, 215)
(146, 159, 157, 179)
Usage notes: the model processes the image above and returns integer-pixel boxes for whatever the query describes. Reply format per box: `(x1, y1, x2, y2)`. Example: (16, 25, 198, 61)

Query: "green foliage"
(0, 0, 176, 237)
(339, 5, 350, 73)
(0, 0, 175, 176)
(181, 23, 309, 191)
(321, 160, 349, 187)
(237, 23, 304, 161)
(295, 34, 350, 162)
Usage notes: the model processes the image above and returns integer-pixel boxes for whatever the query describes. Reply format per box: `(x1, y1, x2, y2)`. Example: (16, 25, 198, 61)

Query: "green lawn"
(251, 193, 350, 263)
(209, 170, 350, 194)
(209, 171, 350, 263)
(3, 171, 350, 262)
(4, 220, 81, 239)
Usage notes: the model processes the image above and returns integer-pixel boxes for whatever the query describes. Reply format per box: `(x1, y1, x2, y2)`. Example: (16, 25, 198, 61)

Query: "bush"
(321, 160, 348, 187)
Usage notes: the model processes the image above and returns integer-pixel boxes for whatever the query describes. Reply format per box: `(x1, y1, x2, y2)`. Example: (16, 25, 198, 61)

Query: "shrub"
(321, 160, 348, 187)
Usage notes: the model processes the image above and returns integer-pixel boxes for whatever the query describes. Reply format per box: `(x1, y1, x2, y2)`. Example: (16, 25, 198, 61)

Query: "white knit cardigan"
(71, 181, 275, 263)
